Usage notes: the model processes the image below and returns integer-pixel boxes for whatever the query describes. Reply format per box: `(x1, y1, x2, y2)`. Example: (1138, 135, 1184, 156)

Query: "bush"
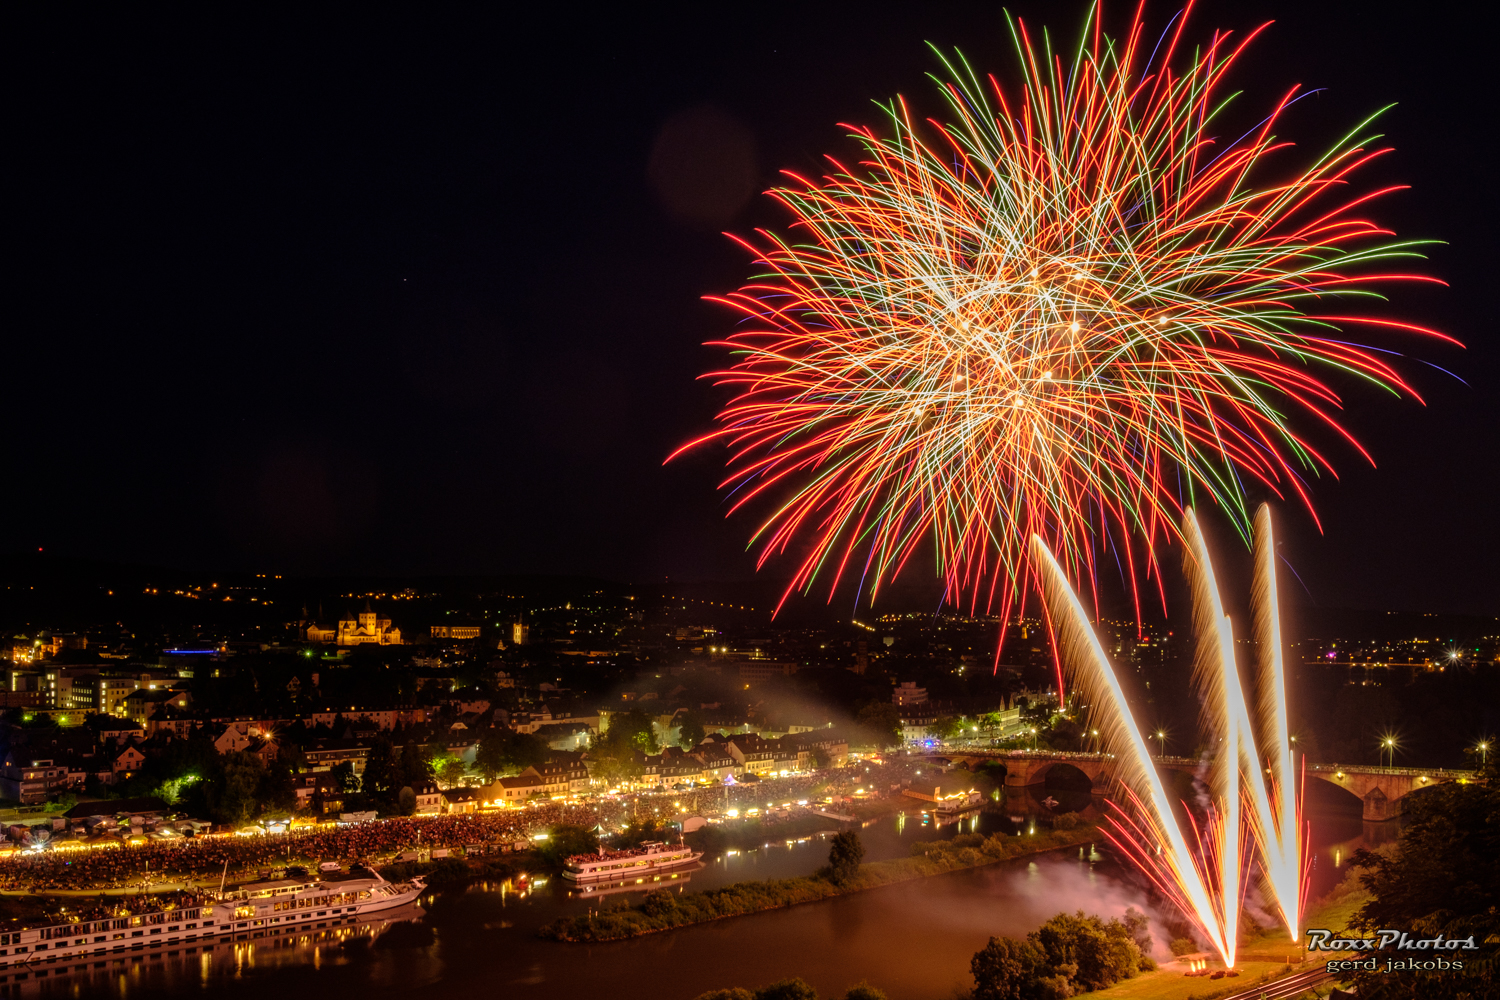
(1170, 937, 1196, 956)
(1053, 812, 1080, 830)
(828, 831, 865, 886)
(755, 979, 819, 1000)
(641, 889, 680, 919)
(972, 910, 1152, 998)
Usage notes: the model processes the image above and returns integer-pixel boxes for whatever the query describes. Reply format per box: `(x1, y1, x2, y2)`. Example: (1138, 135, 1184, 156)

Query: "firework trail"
(673, 2, 1451, 633)
(1035, 504, 1309, 966)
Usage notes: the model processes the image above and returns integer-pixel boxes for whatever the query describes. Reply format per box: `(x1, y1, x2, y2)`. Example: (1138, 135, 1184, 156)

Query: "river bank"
(541, 822, 1100, 942)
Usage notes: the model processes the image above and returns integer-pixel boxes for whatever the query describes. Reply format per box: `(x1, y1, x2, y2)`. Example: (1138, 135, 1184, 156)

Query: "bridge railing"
(1307, 763, 1477, 779)
(910, 748, 1116, 762)
(910, 749, 1476, 779)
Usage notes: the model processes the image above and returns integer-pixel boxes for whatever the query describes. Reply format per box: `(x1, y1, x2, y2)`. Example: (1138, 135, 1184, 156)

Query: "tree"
(855, 702, 903, 748)
(538, 824, 598, 865)
(434, 753, 469, 786)
(361, 737, 401, 799)
(204, 751, 265, 826)
(828, 830, 865, 886)
(331, 760, 360, 793)
(474, 727, 549, 782)
(979, 711, 1005, 737)
(677, 710, 706, 750)
(842, 983, 886, 1000)
(397, 785, 417, 815)
(1121, 907, 1153, 957)
(930, 716, 966, 742)
(257, 760, 299, 818)
(605, 709, 659, 754)
(399, 740, 432, 786)
(1029, 911, 1141, 992)
(1345, 758, 1499, 1000)
(971, 936, 1048, 1000)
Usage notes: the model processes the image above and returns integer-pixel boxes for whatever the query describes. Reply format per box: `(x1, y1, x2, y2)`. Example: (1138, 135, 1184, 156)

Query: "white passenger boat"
(0, 870, 425, 968)
(935, 790, 984, 815)
(0, 900, 424, 996)
(561, 841, 703, 883)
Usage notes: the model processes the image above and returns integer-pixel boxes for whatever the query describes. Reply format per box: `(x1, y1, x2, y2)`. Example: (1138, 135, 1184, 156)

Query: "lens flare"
(674, 3, 1450, 627)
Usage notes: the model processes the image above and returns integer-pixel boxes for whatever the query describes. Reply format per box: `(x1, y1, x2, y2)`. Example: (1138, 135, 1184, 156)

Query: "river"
(1, 786, 1387, 1000)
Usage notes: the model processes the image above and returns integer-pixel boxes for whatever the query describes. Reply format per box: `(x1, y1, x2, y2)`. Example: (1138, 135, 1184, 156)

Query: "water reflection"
(11, 789, 1382, 1000)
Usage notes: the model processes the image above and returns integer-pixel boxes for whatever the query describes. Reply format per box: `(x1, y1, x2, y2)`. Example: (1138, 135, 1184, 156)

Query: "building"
(441, 787, 479, 814)
(306, 707, 427, 730)
(738, 662, 799, 682)
(412, 780, 443, 814)
(897, 703, 944, 743)
(91, 716, 145, 745)
(492, 773, 544, 803)
(725, 734, 799, 776)
(123, 688, 192, 726)
(337, 605, 402, 646)
(430, 625, 481, 640)
(107, 745, 146, 784)
(0, 756, 72, 803)
(511, 622, 529, 646)
(487, 753, 589, 803)
(213, 725, 254, 754)
(788, 729, 850, 768)
(303, 738, 374, 774)
(304, 623, 337, 643)
(892, 681, 929, 706)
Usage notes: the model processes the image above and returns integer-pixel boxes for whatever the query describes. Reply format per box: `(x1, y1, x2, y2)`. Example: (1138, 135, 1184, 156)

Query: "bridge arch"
(1033, 760, 1096, 791)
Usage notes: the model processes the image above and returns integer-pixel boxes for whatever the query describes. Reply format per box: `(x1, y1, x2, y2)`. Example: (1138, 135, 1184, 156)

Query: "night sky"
(7, 2, 1495, 616)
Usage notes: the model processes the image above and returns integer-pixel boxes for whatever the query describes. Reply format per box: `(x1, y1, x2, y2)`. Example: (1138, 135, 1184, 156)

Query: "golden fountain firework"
(1033, 504, 1310, 967)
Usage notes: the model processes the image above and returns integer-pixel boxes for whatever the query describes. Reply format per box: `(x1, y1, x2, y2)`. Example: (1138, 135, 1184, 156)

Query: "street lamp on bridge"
(1380, 735, 1400, 768)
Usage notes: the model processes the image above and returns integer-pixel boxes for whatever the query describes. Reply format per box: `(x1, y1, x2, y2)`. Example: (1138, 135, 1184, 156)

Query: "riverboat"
(0, 900, 423, 996)
(0, 870, 425, 968)
(561, 841, 703, 883)
(935, 790, 984, 815)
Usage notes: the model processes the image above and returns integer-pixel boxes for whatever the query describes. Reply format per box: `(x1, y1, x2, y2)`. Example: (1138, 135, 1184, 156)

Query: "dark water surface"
(3, 794, 1387, 1000)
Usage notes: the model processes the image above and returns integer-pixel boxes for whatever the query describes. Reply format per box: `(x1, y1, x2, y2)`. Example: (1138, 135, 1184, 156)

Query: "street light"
(1381, 737, 1396, 768)
(1477, 741, 1490, 767)
(1154, 731, 1167, 757)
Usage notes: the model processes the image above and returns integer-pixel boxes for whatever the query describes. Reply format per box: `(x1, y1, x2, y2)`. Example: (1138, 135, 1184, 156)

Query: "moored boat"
(562, 841, 702, 883)
(0, 870, 426, 968)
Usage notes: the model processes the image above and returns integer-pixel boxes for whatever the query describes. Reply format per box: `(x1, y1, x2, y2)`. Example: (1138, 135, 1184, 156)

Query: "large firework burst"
(674, 3, 1451, 624)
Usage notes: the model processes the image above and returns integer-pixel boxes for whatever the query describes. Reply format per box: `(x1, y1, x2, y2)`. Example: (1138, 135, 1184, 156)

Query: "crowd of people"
(0, 804, 598, 891)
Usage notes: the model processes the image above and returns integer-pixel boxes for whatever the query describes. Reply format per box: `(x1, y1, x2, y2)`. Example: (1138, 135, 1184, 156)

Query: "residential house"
(303, 738, 374, 774)
(0, 756, 70, 804)
(108, 745, 146, 784)
(412, 780, 443, 815)
(725, 734, 797, 776)
(441, 787, 478, 814)
(91, 716, 145, 745)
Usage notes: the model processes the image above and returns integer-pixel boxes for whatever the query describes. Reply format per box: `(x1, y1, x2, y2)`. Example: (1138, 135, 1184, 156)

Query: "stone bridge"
(919, 750, 1474, 822)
